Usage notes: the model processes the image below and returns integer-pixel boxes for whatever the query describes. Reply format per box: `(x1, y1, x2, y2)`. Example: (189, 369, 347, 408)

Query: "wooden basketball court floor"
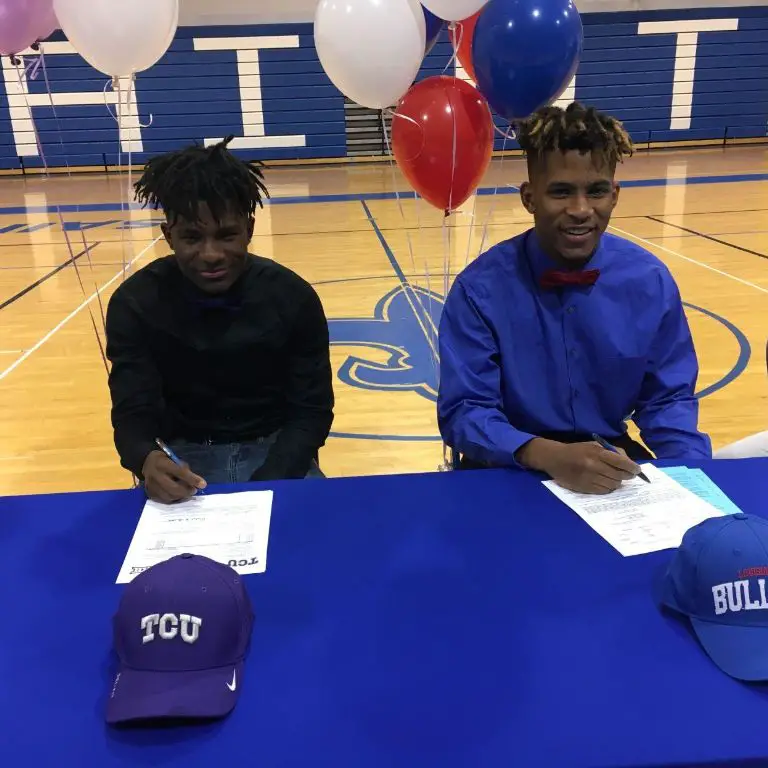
(0, 146, 766, 497)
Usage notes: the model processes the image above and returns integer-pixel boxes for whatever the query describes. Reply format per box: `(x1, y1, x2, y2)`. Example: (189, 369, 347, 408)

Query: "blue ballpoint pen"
(155, 438, 183, 466)
(592, 433, 651, 484)
(155, 438, 205, 494)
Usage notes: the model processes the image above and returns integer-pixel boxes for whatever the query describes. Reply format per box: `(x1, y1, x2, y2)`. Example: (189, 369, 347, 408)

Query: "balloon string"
(443, 21, 464, 76)
(126, 76, 135, 282)
(462, 187, 478, 272)
(380, 109, 440, 369)
(412, 189, 439, 376)
(494, 123, 517, 141)
(38, 50, 99, 346)
(103, 79, 118, 122)
(23, 55, 42, 80)
(381, 110, 417, 277)
(116, 77, 128, 284)
(444, 82, 458, 308)
(475, 128, 514, 262)
(77, 212, 109, 361)
(441, 210, 450, 324)
(12, 57, 48, 175)
(53, 205, 109, 374)
(38, 46, 71, 175)
(387, 109, 422, 132)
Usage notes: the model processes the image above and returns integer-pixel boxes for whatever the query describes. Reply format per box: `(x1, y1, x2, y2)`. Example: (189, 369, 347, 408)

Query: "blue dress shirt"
(437, 229, 712, 464)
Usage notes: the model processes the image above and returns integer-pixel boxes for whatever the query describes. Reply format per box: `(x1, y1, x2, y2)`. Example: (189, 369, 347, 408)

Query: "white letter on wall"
(193, 36, 307, 149)
(637, 19, 739, 131)
(1, 42, 143, 157)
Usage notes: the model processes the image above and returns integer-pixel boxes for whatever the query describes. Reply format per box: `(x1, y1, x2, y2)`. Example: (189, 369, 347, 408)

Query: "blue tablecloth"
(1, 459, 767, 767)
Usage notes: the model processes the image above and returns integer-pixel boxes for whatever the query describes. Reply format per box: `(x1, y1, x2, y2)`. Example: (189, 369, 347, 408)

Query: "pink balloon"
(35, 1, 58, 41)
(0, 0, 54, 55)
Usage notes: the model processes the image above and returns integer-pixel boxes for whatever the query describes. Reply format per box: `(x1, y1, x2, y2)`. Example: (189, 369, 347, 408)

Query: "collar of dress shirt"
(523, 228, 608, 289)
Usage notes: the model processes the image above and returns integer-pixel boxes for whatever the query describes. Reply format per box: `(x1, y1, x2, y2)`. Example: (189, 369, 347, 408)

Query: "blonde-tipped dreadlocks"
(517, 102, 633, 170)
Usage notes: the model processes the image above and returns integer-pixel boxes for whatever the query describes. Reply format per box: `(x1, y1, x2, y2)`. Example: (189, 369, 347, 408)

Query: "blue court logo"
(328, 284, 442, 403)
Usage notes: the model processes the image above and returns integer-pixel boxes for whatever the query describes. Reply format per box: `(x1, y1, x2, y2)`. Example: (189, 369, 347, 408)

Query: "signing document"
(544, 464, 722, 556)
(116, 491, 273, 583)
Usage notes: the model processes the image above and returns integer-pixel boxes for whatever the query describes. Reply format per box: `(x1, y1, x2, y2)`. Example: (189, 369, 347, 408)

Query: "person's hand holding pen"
(516, 434, 647, 495)
(591, 434, 651, 484)
(141, 439, 207, 504)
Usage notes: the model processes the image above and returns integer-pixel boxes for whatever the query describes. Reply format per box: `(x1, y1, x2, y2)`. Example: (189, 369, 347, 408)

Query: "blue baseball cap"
(107, 554, 254, 724)
(659, 514, 768, 681)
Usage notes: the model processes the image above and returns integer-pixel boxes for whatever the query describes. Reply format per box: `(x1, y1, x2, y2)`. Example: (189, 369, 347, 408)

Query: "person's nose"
(565, 193, 592, 222)
(199, 238, 225, 265)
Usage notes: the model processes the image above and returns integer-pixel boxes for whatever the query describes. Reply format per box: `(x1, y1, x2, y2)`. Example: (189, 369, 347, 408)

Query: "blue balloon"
(423, 6, 445, 56)
(472, 0, 583, 121)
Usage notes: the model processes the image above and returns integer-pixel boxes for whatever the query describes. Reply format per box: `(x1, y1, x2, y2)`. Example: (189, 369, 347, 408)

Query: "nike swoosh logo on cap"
(226, 669, 237, 692)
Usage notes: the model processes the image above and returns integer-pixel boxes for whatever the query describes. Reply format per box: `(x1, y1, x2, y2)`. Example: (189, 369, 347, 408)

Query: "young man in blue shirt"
(438, 102, 711, 494)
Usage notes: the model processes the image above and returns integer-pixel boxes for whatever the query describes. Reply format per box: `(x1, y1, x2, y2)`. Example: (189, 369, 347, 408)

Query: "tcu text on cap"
(140, 613, 202, 644)
(712, 580, 768, 615)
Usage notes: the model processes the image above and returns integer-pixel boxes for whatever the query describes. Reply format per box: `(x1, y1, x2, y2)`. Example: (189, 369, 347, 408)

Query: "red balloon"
(392, 75, 493, 214)
(449, 11, 481, 83)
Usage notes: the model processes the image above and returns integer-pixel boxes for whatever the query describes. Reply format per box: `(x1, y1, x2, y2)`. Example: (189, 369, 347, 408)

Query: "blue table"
(1, 459, 768, 767)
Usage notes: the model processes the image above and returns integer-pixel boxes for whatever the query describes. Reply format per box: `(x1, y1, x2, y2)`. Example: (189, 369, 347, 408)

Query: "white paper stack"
(116, 490, 273, 583)
(544, 464, 723, 556)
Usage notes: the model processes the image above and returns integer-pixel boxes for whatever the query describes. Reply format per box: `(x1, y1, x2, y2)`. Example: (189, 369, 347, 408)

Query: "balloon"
(423, 6, 445, 56)
(392, 75, 493, 213)
(35, 1, 58, 41)
(315, 0, 426, 110)
(473, 0, 583, 121)
(421, 0, 487, 23)
(0, 0, 53, 54)
(449, 10, 481, 82)
(54, 0, 178, 77)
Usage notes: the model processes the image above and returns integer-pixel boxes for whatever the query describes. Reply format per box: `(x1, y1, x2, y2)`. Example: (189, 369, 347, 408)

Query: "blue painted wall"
(0, 6, 765, 169)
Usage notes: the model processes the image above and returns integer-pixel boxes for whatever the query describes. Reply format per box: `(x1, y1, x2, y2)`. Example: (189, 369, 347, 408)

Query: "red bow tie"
(540, 268, 600, 290)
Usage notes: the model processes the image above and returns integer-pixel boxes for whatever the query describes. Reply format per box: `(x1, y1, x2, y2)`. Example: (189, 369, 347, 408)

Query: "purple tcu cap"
(106, 553, 254, 724)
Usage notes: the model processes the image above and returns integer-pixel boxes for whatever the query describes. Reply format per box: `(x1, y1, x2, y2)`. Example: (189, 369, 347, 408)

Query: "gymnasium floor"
(0, 146, 766, 497)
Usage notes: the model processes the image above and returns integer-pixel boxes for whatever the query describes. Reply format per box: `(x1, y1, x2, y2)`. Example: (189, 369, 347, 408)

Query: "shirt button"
(567, 306, 575, 314)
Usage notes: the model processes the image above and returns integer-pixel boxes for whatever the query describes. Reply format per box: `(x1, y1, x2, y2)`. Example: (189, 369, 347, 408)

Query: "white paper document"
(116, 490, 273, 583)
(543, 464, 723, 557)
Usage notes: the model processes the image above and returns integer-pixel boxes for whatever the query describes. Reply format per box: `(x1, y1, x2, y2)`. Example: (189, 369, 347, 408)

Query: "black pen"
(592, 433, 651, 484)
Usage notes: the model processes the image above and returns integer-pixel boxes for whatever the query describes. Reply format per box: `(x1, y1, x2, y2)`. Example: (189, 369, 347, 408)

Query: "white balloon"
(421, 0, 488, 23)
(315, 0, 426, 110)
(54, 0, 178, 78)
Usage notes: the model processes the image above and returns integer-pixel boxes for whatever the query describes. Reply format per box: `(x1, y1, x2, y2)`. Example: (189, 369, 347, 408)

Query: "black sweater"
(105, 255, 334, 480)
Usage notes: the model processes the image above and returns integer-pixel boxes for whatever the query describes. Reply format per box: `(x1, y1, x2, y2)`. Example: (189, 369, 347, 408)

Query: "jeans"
(169, 432, 324, 484)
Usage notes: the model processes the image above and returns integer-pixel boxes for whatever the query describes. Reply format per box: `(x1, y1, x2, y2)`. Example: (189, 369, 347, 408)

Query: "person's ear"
(247, 217, 255, 242)
(161, 222, 173, 249)
(520, 181, 535, 215)
(612, 182, 620, 207)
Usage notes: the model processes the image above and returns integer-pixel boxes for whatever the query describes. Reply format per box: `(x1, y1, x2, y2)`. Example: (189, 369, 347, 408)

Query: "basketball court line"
(0, 242, 101, 310)
(0, 262, 137, 270)
(0, 236, 162, 382)
(646, 216, 768, 261)
(608, 224, 768, 295)
(360, 200, 440, 353)
(0, 170, 765, 216)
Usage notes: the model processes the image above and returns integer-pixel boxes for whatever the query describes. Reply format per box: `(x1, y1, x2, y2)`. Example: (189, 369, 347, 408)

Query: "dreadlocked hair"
(517, 102, 633, 170)
(133, 136, 270, 224)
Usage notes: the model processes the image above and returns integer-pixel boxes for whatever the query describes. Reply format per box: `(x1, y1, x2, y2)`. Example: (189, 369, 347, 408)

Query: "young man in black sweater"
(105, 138, 334, 503)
